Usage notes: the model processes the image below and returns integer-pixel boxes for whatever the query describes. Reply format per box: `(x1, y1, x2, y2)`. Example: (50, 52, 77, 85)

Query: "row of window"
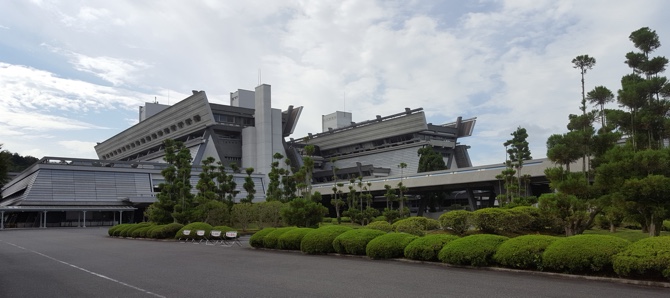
(102, 115, 202, 159)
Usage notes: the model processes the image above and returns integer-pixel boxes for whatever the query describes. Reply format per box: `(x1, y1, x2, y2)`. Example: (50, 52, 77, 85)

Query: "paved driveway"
(0, 228, 667, 298)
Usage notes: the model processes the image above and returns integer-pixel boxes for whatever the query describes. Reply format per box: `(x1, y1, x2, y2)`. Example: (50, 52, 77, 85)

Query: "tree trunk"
(609, 223, 616, 233)
(335, 207, 341, 224)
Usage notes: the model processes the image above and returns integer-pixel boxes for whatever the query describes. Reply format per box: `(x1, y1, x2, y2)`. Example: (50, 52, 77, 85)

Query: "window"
(193, 115, 201, 122)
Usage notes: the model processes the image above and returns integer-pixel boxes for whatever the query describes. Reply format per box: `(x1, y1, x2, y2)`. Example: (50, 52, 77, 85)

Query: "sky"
(1, 0, 669, 167)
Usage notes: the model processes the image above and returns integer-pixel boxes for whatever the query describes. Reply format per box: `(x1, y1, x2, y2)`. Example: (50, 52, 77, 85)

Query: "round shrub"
(121, 223, 153, 238)
(365, 221, 392, 233)
(366, 232, 418, 259)
(333, 229, 386, 255)
(149, 223, 184, 239)
(212, 225, 234, 233)
(493, 235, 558, 270)
(404, 234, 460, 262)
(392, 217, 435, 231)
(300, 225, 352, 254)
(509, 206, 543, 231)
(542, 234, 630, 274)
(322, 217, 333, 223)
(393, 220, 425, 236)
(249, 228, 277, 248)
(340, 217, 351, 223)
(438, 234, 509, 266)
(131, 225, 155, 238)
(472, 208, 509, 234)
(439, 210, 471, 235)
(372, 216, 387, 222)
(174, 222, 213, 241)
(263, 227, 297, 249)
(278, 228, 314, 250)
(504, 207, 534, 232)
(108, 224, 131, 237)
(613, 236, 670, 279)
(114, 224, 136, 237)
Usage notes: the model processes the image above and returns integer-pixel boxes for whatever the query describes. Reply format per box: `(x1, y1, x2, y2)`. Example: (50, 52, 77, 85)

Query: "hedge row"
(438, 207, 548, 235)
(108, 222, 185, 239)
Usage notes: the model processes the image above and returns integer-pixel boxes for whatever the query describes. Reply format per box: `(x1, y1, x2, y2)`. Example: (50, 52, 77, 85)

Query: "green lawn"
(583, 228, 670, 242)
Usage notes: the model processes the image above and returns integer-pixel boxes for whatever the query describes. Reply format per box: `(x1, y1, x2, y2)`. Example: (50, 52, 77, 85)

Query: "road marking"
(0, 240, 166, 298)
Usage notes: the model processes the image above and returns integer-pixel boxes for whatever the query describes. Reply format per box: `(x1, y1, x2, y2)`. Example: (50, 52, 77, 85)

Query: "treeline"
(0, 144, 39, 186)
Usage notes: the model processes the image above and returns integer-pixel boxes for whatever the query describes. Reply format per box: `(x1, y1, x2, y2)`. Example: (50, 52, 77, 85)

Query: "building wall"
(328, 145, 423, 177)
(322, 111, 352, 132)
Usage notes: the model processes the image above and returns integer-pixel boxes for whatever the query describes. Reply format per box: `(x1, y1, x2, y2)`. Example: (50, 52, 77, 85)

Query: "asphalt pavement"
(0, 228, 668, 298)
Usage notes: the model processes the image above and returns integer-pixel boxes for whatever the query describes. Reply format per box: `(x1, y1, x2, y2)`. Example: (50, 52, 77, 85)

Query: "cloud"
(58, 140, 99, 156)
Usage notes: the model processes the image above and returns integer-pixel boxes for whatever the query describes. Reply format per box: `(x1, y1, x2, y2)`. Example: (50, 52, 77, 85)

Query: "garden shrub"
(366, 232, 418, 259)
(278, 228, 314, 250)
(249, 228, 277, 248)
(212, 225, 235, 233)
(263, 227, 297, 249)
(393, 219, 425, 236)
(300, 225, 352, 254)
(114, 224, 136, 237)
(322, 217, 332, 223)
(174, 222, 213, 240)
(613, 236, 670, 279)
(509, 206, 544, 231)
(365, 221, 392, 233)
(131, 225, 155, 238)
(439, 210, 471, 235)
(504, 207, 534, 232)
(373, 216, 387, 222)
(493, 235, 558, 270)
(663, 220, 670, 232)
(472, 208, 509, 234)
(438, 234, 509, 266)
(108, 224, 131, 237)
(404, 234, 460, 262)
(145, 225, 164, 238)
(332, 229, 386, 255)
(121, 223, 153, 237)
(340, 217, 351, 223)
(148, 223, 184, 239)
(542, 234, 630, 274)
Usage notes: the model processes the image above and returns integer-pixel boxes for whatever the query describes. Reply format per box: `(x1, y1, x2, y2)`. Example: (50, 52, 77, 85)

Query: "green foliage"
(493, 235, 559, 270)
(108, 224, 131, 236)
(372, 216, 387, 222)
(249, 228, 277, 248)
(151, 139, 194, 224)
(404, 234, 460, 262)
(366, 232, 418, 259)
(212, 225, 234, 233)
(148, 223, 184, 239)
(300, 225, 352, 255)
(322, 217, 332, 223)
(439, 210, 471, 235)
(340, 216, 351, 223)
(121, 223, 153, 237)
(613, 236, 670, 279)
(542, 234, 630, 274)
(508, 206, 546, 232)
(471, 208, 509, 234)
(131, 225, 155, 238)
(663, 220, 670, 232)
(332, 229, 386, 255)
(173, 222, 213, 240)
(232, 203, 255, 232)
(263, 227, 297, 249)
(391, 217, 439, 236)
(277, 228, 314, 250)
(438, 234, 509, 267)
(365, 221, 393, 233)
(256, 201, 284, 228)
(382, 208, 400, 223)
(281, 198, 328, 227)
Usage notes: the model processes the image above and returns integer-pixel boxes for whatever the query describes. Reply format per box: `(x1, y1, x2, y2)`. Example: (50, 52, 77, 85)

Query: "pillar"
(83, 211, 87, 228)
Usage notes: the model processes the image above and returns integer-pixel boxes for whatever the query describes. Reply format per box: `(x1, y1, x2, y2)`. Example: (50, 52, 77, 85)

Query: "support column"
(78, 212, 81, 227)
(43, 211, 48, 229)
(466, 188, 477, 211)
(118, 211, 123, 224)
(83, 211, 87, 228)
(1, 211, 4, 230)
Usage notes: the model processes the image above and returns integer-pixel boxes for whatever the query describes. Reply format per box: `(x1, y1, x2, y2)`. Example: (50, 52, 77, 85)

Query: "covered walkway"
(0, 206, 136, 230)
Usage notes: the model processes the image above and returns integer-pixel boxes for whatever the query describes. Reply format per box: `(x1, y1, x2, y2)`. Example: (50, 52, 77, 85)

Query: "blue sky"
(1, 0, 669, 166)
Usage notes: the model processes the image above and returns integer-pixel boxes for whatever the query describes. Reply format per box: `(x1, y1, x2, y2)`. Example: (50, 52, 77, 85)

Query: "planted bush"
(542, 234, 630, 274)
(509, 206, 544, 232)
(332, 229, 386, 255)
(404, 234, 460, 262)
(613, 236, 670, 279)
(108, 224, 131, 237)
(393, 220, 425, 236)
(249, 228, 277, 248)
(131, 225, 155, 238)
(114, 224, 136, 237)
(366, 232, 418, 259)
(439, 210, 471, 235)
(263, 227, 297, 249)
(212, 225, 235, 233)
(121, 223, 153, 237)
(148, 223, 184, 239)
(174, 222, 213, 241)
(438, 234, 509, 266)
(504, 207, 534, 232)
(278, 228, 314, 250)
(300, 225, 352, 254)
(493, 235, 558, 270)
(365, 221, 392, 233)
(472, 208, 509, 234)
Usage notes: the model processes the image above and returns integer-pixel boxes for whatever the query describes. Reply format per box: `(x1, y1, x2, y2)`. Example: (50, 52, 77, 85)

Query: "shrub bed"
(404, 234, 460, 262)
(263, 227, 297, 249)
(510, 206, 544, 231)
(493, 235, 558, 270)
(438, 234, 509, 266)
(114, 224, 137, 237)
(249, 228, 277, 248)
(131, 225, 155, 238)
(365, 221, 392, 232)
(332, 229, 386, 255)
(471, 208, 508, 234)
(300, 225, 352, 254)
(366, 232, 418, 259)
(439, 210, 471, 235)
(542, 234, 630, 274)
(174, 222, 213, 241)
(121, 222, 153, 238)
(613, 236, 670, 280)
(150, 223, 184, 239)
(108, 224, 131, 237)
(278, 228, 315, 250)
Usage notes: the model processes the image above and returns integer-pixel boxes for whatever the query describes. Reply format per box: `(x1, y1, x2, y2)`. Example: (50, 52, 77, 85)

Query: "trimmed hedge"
(300, 225, 352, 254)
(404, 234, 460, 262)
(174, 222, 213, 241)
(131, 225, 155, 238)
(439, 210, 471, 235)
(108, 224, 131, 237)
(509, 206, 544, 231)
(613, 236, 670, 279)
(278, 228, 315, 250)
(493, 235, 558, 270)
(114, 224, 137, 237)
(121, 222, 153, 237)
(542, 234, 630, 274)
(332, 229, 386, 255)
(249, 228, 277, 248)
(212, 225, 235, 233)
(366, 232, 418, 259)
(263, 227, 297, 249)
(471, 208, 508, 234)
(152, 223, 184, 239)
(365, 221, 393, 233)
(438, 234, 509, 266)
